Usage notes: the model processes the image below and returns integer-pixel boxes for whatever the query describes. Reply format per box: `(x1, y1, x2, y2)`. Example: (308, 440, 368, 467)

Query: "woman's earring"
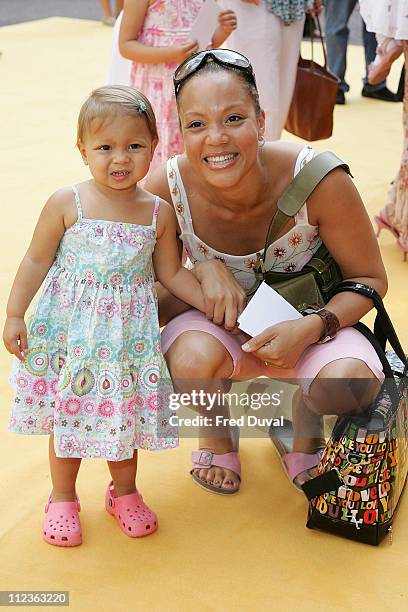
(258, 135, 265, 148)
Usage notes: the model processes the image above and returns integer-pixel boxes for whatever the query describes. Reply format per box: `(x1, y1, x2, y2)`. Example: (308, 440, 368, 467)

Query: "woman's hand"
(194, 259, 247, 331)
(3, 317, 28, 362)
(241, 316, 323, 369)
(308, 0, 322, 16)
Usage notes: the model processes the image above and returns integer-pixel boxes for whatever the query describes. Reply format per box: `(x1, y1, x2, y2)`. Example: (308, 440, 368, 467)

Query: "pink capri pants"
(161, 310, 385, 393)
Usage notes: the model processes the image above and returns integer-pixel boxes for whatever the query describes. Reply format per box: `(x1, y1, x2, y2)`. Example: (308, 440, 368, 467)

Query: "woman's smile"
(178, 71, 264, 188)
(203, 152, 240, 169)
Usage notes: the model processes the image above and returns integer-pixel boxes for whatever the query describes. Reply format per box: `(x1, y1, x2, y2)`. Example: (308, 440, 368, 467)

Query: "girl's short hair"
(77, 85, 158, 144)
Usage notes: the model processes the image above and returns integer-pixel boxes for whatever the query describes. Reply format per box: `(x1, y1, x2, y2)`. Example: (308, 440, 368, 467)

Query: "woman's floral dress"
(167, 146, 321, 293)
(9, 188, 176, 460)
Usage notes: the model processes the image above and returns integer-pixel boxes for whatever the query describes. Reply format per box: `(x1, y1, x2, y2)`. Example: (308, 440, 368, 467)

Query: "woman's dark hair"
(176, 61, 261, 116)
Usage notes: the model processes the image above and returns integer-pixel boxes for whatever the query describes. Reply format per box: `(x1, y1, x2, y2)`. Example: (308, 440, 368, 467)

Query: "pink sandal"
(374, 214, 400, 239)
(191, 450, 241, 495)
(43, 495, 82, 547)
(105, 481, 158, 537)
(269, 419, 323, 494)
(280, 451, 323, 492)
(397, 237, 408, 262)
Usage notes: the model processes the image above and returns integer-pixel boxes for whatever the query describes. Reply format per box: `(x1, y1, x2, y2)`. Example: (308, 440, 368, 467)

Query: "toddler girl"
(3, 86, 210, 547)
(119, 0, 237, 170)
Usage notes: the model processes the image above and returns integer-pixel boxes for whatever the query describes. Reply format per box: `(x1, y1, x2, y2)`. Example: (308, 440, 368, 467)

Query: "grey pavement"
(1, 0, 364, 45)
(0, 0, 101, 27)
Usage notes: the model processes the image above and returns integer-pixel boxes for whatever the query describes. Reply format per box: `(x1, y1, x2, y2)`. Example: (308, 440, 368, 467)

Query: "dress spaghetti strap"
(166, 157, 194, 233)
(151, 196, 160, 229)
(72, 186, 83, 222)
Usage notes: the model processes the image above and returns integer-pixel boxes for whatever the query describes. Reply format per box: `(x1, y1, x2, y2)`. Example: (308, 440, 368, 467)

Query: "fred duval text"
(168, 415, 285, 428)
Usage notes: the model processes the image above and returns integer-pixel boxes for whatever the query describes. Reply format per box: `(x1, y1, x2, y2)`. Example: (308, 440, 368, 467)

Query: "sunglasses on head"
(173, 49, 256, 97)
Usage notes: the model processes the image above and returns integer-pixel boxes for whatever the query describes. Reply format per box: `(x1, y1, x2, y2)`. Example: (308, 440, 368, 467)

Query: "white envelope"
(238, 282, 302, 338)
(190, 0, 220, 50)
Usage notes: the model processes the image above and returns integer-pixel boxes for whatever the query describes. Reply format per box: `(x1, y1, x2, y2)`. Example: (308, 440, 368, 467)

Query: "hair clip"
(138, 100, 147, 113)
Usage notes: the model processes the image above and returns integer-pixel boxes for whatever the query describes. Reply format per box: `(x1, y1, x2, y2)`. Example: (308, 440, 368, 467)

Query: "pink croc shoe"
(105, 481, 158, 538)
(43, 495, 82, 547)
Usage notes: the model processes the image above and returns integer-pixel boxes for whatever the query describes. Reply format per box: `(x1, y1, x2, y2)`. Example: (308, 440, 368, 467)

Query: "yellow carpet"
(0, 18, 407, 611)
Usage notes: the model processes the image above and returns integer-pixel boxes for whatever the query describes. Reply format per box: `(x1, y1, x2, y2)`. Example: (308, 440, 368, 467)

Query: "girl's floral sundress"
(130, 0, 204, 171)
(9, 188, 176, 461)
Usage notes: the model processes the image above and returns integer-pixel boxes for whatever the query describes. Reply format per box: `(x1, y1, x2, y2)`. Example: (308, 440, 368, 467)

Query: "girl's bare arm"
(153, 202, 206, 314)
(211, 10, 237, 48)
(119, 0, 198, 63)
(3, 190, 69, 359)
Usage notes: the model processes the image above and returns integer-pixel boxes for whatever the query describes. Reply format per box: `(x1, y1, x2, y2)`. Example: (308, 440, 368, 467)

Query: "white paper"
(190, 0, 220, 50)
(238, 282, 302, 337)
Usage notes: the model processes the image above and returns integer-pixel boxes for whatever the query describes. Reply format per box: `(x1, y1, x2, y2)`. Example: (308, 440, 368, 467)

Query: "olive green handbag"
(248, 152, 351, 310)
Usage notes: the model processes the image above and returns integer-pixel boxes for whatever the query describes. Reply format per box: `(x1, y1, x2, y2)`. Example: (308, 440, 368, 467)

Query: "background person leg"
(361, 20, 397, 100)
(99, 0, 115, 25)
(324, 0, 357, 102)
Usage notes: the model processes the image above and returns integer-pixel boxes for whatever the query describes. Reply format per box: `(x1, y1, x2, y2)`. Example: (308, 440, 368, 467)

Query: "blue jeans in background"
(324, 0, 385, 92)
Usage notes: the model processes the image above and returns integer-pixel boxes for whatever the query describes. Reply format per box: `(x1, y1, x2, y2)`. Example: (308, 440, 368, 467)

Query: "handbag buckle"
(255, 252, 266, 274)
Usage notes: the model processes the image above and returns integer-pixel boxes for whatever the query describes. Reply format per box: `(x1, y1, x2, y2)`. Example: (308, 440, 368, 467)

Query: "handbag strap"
(260, 152, 351, 262)
(333, 281, 408, 373)
(312, 15, 328, 68)
(302, 281, 406, 502)
(302, 15, 328, 68)
(302, 315, 403, 502)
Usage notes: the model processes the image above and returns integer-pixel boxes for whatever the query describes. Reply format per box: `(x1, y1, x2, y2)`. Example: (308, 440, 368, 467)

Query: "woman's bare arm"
(242, 168, 388, 366)
(146, 165, 247, 329)
(310, 167, 387, 326)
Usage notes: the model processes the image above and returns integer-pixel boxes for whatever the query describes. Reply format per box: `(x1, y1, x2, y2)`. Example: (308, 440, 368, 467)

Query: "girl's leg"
(106, 451, 157, 537)
(99, 0, 113, 19)
(44, 436, 82, 546)
(107, 451, 138, 497)
(49, 435, 81, 502)
(115, 0, 124, 17)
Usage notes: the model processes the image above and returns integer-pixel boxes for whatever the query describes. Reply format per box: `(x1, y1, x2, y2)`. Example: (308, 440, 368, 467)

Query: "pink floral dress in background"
(130, 0, 204, 171)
